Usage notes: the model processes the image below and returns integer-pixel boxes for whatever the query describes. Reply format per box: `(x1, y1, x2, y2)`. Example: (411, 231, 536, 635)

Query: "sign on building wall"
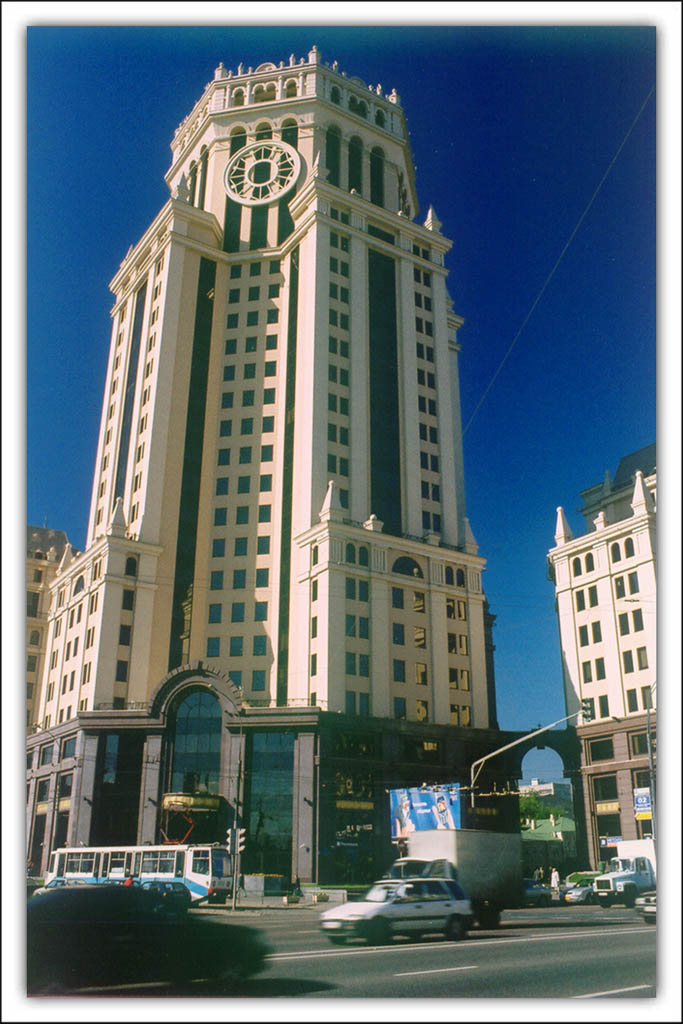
(633, 787, 652, 820)
(390, 785, 461, 838)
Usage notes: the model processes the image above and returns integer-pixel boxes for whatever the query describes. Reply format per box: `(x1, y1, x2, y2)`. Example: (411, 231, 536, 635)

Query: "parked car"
(635, 892, 656, 925)
(31, 878, 91, 897)
(523, 878, 552, 907)
(319, 877, 473, 945)
(563, 882, 596, 905)
(140, 880, 192, 912)
(26, 885, 271, 994)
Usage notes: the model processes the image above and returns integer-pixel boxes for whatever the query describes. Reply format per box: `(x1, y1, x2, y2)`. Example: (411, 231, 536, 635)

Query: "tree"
(519, 794, 565, 824)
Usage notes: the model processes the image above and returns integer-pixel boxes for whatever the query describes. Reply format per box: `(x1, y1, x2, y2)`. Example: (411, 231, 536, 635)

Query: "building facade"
(27, 49, 512, 882)
(547, 445, 656, 868)
(26, 528, 69, 732)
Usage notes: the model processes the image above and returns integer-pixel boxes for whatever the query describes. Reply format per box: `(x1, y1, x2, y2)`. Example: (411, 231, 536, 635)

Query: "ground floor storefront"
(27, 663, 528, 884)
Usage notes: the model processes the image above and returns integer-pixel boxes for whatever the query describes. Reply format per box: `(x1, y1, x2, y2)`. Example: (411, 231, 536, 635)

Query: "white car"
(319, 877, 473, 945)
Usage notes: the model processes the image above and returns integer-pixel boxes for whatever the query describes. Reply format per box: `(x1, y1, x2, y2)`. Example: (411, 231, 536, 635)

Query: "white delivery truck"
(387, 828, 524, 929)
(592, 838, 656, 907)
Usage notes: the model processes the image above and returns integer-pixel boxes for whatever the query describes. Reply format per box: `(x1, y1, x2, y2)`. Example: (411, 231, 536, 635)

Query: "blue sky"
(14, 14, 676, 784)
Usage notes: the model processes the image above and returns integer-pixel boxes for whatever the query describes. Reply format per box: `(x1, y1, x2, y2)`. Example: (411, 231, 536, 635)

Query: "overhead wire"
(463, 85, 655, 438)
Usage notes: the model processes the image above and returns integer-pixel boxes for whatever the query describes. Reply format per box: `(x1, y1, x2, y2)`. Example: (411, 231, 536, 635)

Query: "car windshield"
(364, 884, 396, 903)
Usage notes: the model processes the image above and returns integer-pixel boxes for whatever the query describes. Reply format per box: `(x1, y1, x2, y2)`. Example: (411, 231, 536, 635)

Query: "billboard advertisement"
(390, 785, 462, 839)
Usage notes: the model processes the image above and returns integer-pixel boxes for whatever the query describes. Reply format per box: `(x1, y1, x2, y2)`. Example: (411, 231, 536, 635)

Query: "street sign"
(633, 787, 652, 820)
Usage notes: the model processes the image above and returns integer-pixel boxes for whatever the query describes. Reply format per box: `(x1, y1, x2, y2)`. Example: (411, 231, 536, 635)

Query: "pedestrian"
(292, 876, 302, 898)
(550, 867, 560, 893)
(533, 867, 541, 882)
(123, 873, 134, 887)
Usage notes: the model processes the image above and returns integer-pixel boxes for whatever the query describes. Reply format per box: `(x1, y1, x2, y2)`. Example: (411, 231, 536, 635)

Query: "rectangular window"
(628, 572, 639, 594)
(393, 659, 405, 682)
(255, 568, 269, 587)
(252, 670, 266, 691)
(359, 654, 370, 677)
(208, 604, 222, 623)
(615, 576, 625, 599)
(253, 635, 266, 656)
(598, 694, 610, 718)
(233, 570, 246, 589)
(115, 660, 128, 682)
(588, 585, 598, 607)
(632, 608, 644, 631)
(623, 650, 634, 673)
(119, 625, 131, 646)
(392, 587, 404, 609)
(207, 637, 220, 657)
(579, 625, 589, 647)
(345, 614, 356, 637)
(394, 697, 406, 720)
(345, 652, 356, 675)
(415, 663, 428, 686)
(582, 661, 592, 683)
(619, 612, 630, 635)
(345, 690, 356, 714)
(392, 623, 405, 645)
(641, 685, 652, 709)
(230, 636, 243, 657)
(257, 536, 270, 554)
(595, 657, 606, 680)
(210, 571, 223, 590)
(592, 621, 602, 643)
(626, 688, 638, 712)
(416, 699, 429, 722)
(214, 508, 227, 526)
(345, 577, 356, 600)
(212, 538, 225, 557)
(231, 603, 245, 623)
(414, 626, 426, 648)
(636, 647, 648, 670)
(413, 591, 425, 613)
(589, 737, 614, 762)
(254, 601, 268, 621)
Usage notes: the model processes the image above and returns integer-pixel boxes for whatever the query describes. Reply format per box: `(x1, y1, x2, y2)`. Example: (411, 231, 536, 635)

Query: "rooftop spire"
(554, 506, 573, 545)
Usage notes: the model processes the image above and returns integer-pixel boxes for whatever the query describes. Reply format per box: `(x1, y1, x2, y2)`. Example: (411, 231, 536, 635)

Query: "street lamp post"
(646, 701, 656, 843)
(469, 707, 590, 809)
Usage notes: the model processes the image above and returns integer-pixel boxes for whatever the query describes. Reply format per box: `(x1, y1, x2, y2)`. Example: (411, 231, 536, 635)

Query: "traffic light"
(581, 698, 594, 722)
(226, 829, 232, 854)
(237, 828, 246, 854)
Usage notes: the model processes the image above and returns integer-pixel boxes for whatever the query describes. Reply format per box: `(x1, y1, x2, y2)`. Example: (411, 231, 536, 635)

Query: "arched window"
(611, 543, 621, 563)
(348, 135, 363, 193)
(29, 630, 40, 646)
(346, 543, 356, 564)
(375, 109, 385, 128)
(349, 95, 367, 119)
(230, 128, 247, 155)
(281, 119, 298, 148)
(312, 546, 318, 566)
(370, 146, 385, 207)
(326, 126, 341, 187)
(73, 575, 85, 594)
(392, 556, 423, 579)
(330, 86, 341, 105)
(585, 553, 595, 572)
(358, 546, 369, 567)
(572, 558, 582, 577)
(231, 89, 245, 107)
(456, 569, 466, 588)
(125, 556, 138, 577)
(255, 122, 272, 140)
(285, 79, 298, 98)
(170, 690, 222, 795)
(254, 83, 276, 104)
(625, 537, 635, 558)
(445, 567, 454, 586)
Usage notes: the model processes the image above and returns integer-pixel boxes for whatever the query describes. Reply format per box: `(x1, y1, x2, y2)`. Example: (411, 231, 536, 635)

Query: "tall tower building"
(547, 445, 656, 866)
(28, 50, 505, 882)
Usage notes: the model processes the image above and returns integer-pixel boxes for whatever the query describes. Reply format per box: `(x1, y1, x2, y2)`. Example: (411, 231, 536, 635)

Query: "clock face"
(223, 140, 301, 206)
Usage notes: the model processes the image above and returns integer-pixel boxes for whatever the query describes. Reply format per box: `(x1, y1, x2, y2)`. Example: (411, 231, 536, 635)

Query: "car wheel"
(328, 936, 347, 945)
(585, 892, 595, 905)
(624, 889, 637, 908)
(366, 917, 390, 946)
(445, 915, 466, 941)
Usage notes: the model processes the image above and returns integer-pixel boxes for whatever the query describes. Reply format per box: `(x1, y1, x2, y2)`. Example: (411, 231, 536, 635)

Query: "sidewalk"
(206, 888, 348, 912)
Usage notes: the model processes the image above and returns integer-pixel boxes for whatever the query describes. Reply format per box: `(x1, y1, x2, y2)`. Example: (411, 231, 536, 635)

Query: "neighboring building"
(27, 49, 514, 882)
(547, 445, 656, 868)
(518, 778, 573, 815)
(25, 527, 69, 732)
(521, 814, 577, 877)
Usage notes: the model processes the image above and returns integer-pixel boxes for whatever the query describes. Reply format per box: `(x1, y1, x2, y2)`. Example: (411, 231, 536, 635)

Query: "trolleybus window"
(110, 851, 125, 873)
(212, 849, 230, 878)
(158, 851, 175, 874)
(193, 850, 210, 875)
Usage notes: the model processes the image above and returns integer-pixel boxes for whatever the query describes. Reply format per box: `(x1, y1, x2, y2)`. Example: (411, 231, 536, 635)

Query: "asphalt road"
(68, 904, 656, 999)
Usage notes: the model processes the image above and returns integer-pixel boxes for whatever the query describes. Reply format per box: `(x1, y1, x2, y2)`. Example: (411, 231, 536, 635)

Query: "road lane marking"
(394, 965, 478, 977)
(267, 925, 652, 961)
(575, 984, 653, 998)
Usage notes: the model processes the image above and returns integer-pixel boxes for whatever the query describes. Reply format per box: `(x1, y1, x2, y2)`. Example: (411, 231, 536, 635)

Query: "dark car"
(26, 885, 270, 994)
(523, 878, 552, 907)
(140, 880, 192, 912)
